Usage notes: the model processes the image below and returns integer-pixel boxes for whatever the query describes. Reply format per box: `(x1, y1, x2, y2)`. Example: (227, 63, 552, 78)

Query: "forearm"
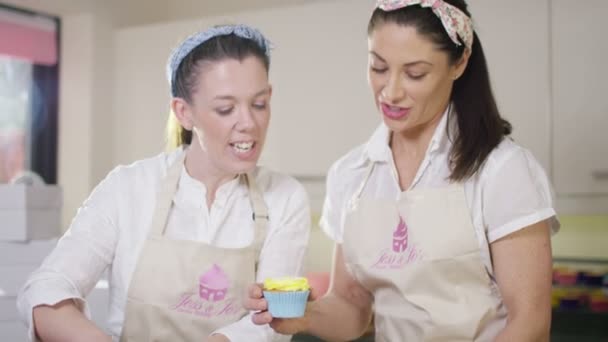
(303, 293, 373, 341)
(491, 222, 553, 342)
(33, 299, 110, 342)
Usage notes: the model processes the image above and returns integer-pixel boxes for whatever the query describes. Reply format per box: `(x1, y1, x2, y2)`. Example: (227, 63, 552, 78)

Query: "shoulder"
(254, 166, 308, 202)
(328, 122, 387, 183)
(331, 144, 367, 174)
(477, 137, 544, 184)
(328, 143, 367, 180)
(253, 167, 311, 225)
(102, 148, 183, 191)
(470, 137, 552, 207)
(323, 143, 370, 198)
(471, 138, 558, 242)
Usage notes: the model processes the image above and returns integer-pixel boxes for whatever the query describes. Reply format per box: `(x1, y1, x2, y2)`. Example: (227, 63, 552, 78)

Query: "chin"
(230, 161, 258, 175)
(381, 117, 408, 132)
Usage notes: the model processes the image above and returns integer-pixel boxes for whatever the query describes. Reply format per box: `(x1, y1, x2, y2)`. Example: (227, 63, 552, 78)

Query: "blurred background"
(0, 0, 606, 340)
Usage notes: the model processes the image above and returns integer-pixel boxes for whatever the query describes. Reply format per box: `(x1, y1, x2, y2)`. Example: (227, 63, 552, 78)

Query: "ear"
(451, 48, 471, 81)
(171, 97, 194, 131)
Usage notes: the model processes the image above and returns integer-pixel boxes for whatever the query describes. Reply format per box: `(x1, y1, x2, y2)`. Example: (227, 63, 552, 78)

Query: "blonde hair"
(165, 111, 192, 150)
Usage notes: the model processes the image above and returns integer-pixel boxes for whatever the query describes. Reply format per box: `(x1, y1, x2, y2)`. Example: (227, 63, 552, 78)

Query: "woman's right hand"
(244, 283, 317, 335)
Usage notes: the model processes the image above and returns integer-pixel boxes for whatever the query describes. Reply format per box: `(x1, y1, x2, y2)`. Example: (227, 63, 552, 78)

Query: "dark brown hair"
(368, 1, 512, 181)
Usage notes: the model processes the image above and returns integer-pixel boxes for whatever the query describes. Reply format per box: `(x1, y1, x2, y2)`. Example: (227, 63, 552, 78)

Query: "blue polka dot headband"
(166, 24, 272, 93)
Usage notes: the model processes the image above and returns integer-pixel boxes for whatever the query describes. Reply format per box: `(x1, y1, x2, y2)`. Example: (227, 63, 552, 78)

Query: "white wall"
(468, 0, 551, 172)
(57, 13, 95, 228)
(90, 9, 117, 185)
(163, 0, 327, 25)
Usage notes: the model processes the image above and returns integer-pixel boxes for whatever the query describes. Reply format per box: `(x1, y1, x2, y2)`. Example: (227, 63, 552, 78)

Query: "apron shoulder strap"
(149, 152, 186, 238)
(244, 171, 269, 268)
(353, 161, 376, 202)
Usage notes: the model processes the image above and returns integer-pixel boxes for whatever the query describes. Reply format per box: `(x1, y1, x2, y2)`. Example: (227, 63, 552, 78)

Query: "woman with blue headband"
(246, 1, 558, 341)
(17, 24, 309, 342)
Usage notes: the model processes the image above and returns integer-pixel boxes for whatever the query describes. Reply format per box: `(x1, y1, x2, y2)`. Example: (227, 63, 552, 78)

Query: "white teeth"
(232, 142, 253, 153)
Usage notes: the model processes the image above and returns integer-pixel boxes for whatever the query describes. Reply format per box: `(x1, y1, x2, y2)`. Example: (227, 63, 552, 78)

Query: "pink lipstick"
(381, 103, 410, 120)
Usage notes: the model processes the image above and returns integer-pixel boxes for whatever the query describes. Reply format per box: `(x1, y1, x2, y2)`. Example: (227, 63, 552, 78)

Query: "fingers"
(244, 297, 268, 311)
(309, 286, 320, 301)
(244, 283, 268, 311)
(248, 283, 264, 298)
(268, 318, 283, 331)
(252, 311, 273, 325)
(270, 318, 305, 335)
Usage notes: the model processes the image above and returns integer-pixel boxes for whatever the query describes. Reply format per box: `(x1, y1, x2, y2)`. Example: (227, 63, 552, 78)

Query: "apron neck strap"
(150, 152, 186, 237)
(244, 172, 269, 266)
(353, 161, 376, 201)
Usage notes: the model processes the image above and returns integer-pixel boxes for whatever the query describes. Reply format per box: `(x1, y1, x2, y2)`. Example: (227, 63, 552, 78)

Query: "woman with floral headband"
(246, 1, 557, 340)
(17, 24, 309, 342)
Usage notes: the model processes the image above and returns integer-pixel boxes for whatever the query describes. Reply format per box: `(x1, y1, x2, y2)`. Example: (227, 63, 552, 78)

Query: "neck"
(390, 107, 447, 190)
(391, 109, 445, 160)
(184, 143, 237, 207)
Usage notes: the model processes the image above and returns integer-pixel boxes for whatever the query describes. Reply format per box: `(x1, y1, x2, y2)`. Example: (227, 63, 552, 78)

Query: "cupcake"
(263, 277, 310, 318)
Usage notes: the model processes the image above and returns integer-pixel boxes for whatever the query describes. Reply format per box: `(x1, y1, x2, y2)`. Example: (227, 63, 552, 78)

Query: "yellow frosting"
(263, 277, 310, 291)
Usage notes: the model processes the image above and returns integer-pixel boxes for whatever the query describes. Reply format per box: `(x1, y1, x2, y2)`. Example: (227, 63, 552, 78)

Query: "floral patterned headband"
(376, 0, 474, 50)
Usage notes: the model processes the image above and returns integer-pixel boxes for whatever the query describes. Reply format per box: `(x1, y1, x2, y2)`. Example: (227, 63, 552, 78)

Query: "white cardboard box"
(0, 185, 62, 241)
(0, 240, 57, 266)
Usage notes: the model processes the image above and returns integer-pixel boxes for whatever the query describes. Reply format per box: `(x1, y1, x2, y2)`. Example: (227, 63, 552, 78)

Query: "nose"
(235, 107, 255, 131)
(382, 73, 405, 104)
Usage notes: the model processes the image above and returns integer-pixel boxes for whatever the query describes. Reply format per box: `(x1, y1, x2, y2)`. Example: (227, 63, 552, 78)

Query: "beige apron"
(119, 153, 268, 341)
(342, 163, 508, 342)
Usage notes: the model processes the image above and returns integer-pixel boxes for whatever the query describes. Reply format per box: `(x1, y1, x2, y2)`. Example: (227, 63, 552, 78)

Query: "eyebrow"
(369, 51, 433, 67)
(213, 87, 271, 101)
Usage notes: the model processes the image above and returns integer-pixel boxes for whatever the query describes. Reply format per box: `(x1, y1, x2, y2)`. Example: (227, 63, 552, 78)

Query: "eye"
(252, 102, 267, 110)
(370, 66, 388, 74)
(216, 107, 234, 116)
(407, 73, 426, 80)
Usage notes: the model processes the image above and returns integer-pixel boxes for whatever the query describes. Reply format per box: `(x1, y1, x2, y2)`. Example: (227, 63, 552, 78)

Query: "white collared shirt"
(320, 111, 559, 272)
(17, 148, 310, 342)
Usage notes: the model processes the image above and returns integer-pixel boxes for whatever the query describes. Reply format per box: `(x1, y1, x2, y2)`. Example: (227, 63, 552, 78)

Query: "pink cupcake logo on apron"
(199, 264, 229, 301)
(372, 216, 421, 269)
(392, 216, 409, 253)
(170, 264, 240, 317)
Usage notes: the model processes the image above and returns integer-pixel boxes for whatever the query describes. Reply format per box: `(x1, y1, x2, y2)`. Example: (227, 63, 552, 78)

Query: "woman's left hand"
(207, 333, 230, 342)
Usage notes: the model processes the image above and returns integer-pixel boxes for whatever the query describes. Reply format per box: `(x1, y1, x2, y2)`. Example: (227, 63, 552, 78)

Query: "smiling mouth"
(230, 141, 255, 153)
